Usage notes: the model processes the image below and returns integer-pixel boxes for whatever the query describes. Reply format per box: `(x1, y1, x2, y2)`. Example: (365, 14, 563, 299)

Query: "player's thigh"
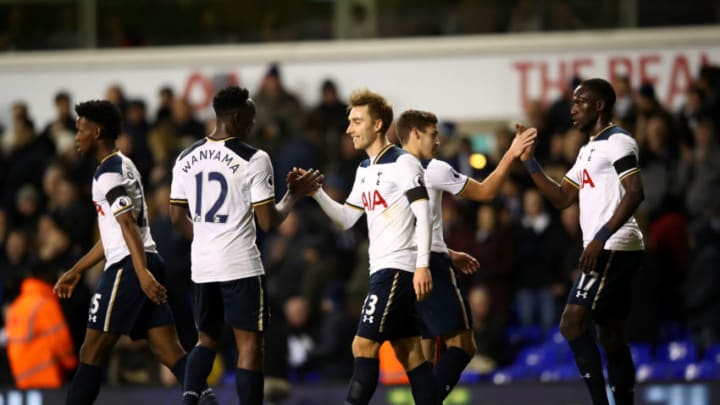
(146, 324, 185, 368)
(193, 281, 225, 341)
(220, 275, 269, 333)
(78, 328, 121, 365)
(443, 328, 476, 355)
(417, 253, 471, 339)
(232, 328, 263, 370)
(356, 269, 419, 343)
(87, 256, 150, 337)
(129, 254, 177, 341)
(351, 335, 382, 358)
(390, 336, 425, 370)
(567, 250, 643, 323)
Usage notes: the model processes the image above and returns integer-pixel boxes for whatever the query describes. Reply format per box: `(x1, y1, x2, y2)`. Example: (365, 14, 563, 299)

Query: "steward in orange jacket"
(6, 273, 77, 389)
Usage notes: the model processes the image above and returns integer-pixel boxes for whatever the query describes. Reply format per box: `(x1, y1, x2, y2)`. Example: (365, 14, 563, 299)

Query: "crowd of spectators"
(2, 0, 720, 51)
(0, 62, 719, 389)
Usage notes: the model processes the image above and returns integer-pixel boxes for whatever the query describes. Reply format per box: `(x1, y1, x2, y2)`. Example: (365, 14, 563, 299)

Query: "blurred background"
(1, 1, 720, 404)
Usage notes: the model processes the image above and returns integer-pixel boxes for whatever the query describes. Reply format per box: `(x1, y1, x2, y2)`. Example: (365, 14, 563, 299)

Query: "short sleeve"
(425, 159, 469, 195)
(398, 155, 428, 203)
(97, 171, 134, 217)
(169, 163, 188, 206)
(249, 151, 276, 207)
(607, 134, 641, 179)
(564, 153, 582, 189)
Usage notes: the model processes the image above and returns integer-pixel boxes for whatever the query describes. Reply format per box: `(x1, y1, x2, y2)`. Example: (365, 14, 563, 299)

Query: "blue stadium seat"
(630, 343, 652, 366)
(491, 365, 539, 384)
(539, 364, 581, 382)
(654, 340, 697, 364)
(636, 362, 687, 382)
(684, 362, 720, 381)
(506, 325, 544, 347)
(703, 344, 720, 364)
(458, 369, 483, 384)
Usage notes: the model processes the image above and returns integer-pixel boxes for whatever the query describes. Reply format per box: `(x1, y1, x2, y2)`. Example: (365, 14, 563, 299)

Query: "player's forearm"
(312, 188, 361, 230)
(271, 191, 297, 228)
(118, 216, 148, 275)
(470, 150, 515, 201)
(70, 239, 105, 274)
(169, 205, 193, 240)
(523, 160, 574, 209)
(410, 199, 431, 268)
(600, 189, 644, 237)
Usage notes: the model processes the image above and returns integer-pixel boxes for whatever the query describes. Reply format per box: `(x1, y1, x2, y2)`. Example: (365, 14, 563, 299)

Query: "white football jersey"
(564, 126, 644, 250)
(92, 152, 157, 269)
(422, 159, 469, 253)
(170, 137, 275, 283)
(345, 145, 428, 275)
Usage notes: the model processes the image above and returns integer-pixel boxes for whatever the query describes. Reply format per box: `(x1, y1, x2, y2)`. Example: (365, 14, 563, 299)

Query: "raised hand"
(508, 126, 538, 159)
(515, 123, 537, 161)
(287, 167, 324, 197)
(54, 269, 83, 299)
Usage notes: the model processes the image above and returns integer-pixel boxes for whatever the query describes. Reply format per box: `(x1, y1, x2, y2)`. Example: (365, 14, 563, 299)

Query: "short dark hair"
(396, 109, 438, 145)
(213, 86, 253, 116)
(75, 100, 122, 141)
(581, 78, 616, 115)
(55, 91, 71, 104)
(348, 88, 393, 136)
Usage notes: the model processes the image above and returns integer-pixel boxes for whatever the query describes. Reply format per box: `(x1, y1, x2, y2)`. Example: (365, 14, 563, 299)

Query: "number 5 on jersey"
(194, 171, 228, 223)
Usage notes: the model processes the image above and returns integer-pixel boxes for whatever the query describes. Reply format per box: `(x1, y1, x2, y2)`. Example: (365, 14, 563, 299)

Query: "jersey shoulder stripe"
(374, 145, 407, 165)
(177, 138, 208, 160)
(594, 126, 631, 141)
(359, 158, 371, 168)
(94, 153, 123, 180)
(224, 138, 259, 161)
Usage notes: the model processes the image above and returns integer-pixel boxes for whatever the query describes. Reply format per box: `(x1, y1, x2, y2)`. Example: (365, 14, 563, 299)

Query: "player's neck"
(365, 136, 389, 159)
(96, 144, 118, 163)
(589, 120, 615, 139)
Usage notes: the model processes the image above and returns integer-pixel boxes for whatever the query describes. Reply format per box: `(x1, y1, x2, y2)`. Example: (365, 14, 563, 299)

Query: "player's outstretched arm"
(116, 211, 167, 304)
(448, 249, 480, 275)
(255, 168, 323, 232)
(291, 167, 364, 230)
(459, 127, 537, 202)
(517, 123, 578, 210)
(54, 239, 105, 299)
(169, 204, 193, 240)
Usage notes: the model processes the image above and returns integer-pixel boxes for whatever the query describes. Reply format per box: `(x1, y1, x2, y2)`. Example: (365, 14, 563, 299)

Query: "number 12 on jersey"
(194, 171, 229, 223)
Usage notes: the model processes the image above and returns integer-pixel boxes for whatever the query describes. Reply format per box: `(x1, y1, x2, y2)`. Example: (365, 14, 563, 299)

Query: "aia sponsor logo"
(362, 190, 388, 211)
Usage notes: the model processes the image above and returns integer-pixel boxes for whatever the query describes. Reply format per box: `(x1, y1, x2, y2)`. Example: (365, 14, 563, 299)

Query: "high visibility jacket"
(378, 341, 409, 385)
(6, 278, 77, 389)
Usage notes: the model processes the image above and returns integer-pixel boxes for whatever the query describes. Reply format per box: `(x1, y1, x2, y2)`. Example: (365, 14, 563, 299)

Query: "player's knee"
(444, 330, 476, 357)
(598, 325, 626, 352)
(197, 331, 220, 351)
(559, 309, 585, 341)
(352, 336, 380, 358)
(78, 335, 115, 365)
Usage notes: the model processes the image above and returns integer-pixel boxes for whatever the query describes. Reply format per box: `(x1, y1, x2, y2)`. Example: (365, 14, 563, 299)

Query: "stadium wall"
(0, 25, 719, 128)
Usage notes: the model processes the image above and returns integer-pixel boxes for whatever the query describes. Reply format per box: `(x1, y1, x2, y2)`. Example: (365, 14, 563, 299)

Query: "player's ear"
(596, 98, 605, 113)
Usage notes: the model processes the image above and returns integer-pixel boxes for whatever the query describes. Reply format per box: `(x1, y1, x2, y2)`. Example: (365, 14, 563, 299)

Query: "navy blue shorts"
(567, 249, 643, 322)
(193, 275, 269, 340)
(417, 252, 471, 339)
(88, 253, 175, 340)
(356, 269, 420, 342)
